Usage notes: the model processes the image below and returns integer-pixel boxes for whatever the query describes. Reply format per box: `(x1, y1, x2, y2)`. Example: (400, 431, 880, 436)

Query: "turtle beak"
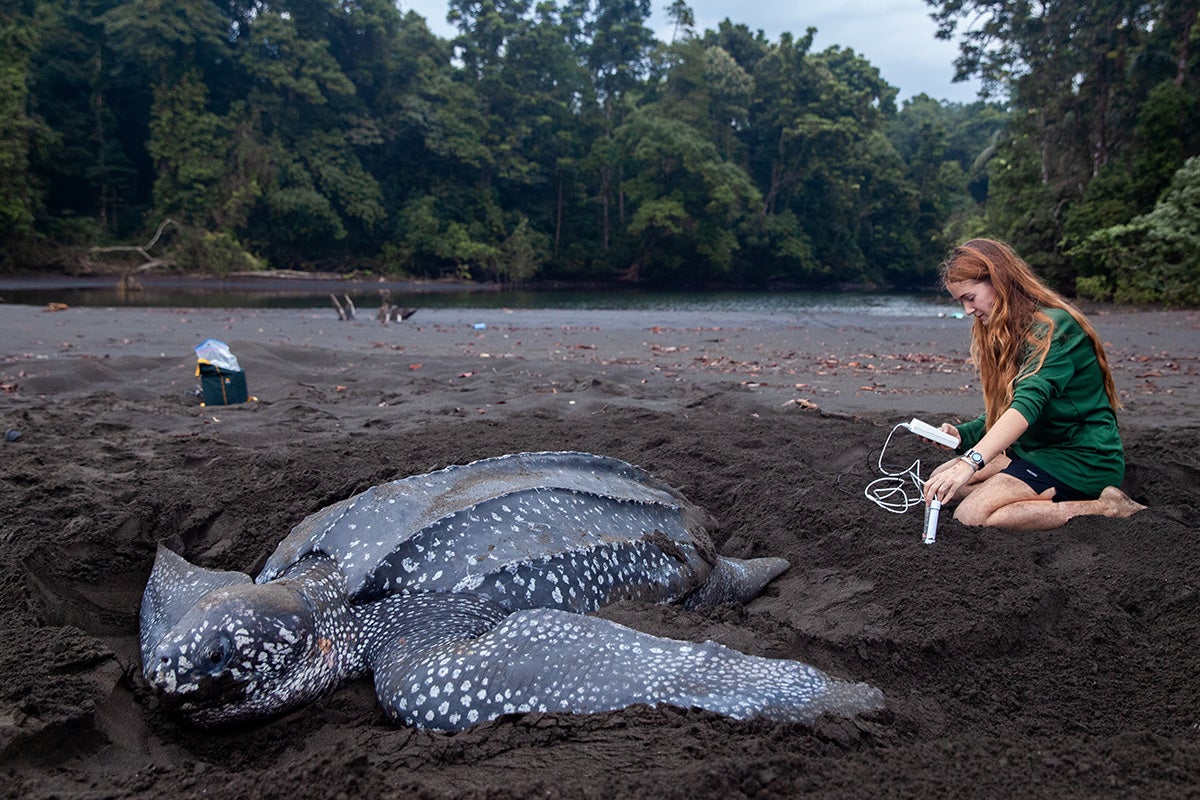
(146, 635, 252, 722)
(148, 653, 178, 692)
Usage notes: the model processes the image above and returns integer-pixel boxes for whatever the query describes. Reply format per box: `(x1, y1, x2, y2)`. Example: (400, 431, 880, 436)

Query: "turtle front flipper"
(363, 596, 883, 731)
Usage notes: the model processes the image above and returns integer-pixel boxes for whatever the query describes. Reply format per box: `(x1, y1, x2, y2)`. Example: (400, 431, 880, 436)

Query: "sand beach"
(1, 300, 1198, 798)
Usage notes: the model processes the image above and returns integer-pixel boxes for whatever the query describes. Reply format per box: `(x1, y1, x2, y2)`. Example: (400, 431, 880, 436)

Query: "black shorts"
(1000, 458, 1091, 502)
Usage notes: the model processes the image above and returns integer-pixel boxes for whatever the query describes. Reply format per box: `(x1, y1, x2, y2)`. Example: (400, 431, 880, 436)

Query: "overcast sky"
(396, 0, 983, 104)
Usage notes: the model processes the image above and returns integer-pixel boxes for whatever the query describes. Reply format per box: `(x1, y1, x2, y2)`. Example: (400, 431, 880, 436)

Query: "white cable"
(864, 424, 927, 514)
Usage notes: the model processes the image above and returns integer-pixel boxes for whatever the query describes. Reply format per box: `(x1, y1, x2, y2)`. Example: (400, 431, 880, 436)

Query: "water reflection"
(0, 276, 957, 317)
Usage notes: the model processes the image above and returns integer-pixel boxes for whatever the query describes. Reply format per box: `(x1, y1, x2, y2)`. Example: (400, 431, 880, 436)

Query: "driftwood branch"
(89, 219, 178, 268)
(89, 219, 179, 286)
(330, 293, 356, 321)
(375, 290, 417, 324)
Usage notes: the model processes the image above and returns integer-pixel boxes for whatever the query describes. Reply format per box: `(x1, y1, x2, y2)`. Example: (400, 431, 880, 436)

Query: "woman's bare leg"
(954, 477, 1146, 532)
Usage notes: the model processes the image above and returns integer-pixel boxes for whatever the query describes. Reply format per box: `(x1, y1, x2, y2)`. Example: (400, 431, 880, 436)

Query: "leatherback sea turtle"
(141, 451, 883, 730)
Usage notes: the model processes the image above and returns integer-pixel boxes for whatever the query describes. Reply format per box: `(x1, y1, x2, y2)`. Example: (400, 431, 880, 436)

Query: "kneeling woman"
(923, 238, 1145, 531)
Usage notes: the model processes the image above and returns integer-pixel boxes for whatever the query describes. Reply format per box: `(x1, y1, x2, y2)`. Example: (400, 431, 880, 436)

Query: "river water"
(0, 275, 962, 318)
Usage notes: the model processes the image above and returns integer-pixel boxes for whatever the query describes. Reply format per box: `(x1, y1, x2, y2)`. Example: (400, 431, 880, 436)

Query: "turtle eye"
(199, 633, 235, 671)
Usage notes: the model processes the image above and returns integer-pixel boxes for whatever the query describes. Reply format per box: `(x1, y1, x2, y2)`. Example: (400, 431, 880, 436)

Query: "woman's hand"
(939, 423, 961, 450)
(924, 457, 974, 505)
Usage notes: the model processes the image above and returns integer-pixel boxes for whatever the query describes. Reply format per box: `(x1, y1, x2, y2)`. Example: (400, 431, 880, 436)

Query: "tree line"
(1, 1, 1196, 302)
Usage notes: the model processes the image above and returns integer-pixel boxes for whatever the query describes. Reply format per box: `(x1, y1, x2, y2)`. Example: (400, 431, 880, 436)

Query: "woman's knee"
(951, 475, 1045, 527)
(952, 499, 992, 527)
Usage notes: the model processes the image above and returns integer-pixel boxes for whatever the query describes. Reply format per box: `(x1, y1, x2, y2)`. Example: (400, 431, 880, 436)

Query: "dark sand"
(1, 302, 1198, 799)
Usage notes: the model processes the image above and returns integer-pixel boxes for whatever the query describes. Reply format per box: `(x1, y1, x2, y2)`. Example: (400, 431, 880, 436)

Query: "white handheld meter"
(923, 499, 942, 544)
(904, 418, 960, 448)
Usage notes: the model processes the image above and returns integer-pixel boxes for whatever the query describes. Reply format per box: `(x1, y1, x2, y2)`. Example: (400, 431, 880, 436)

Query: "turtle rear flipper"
(366, 601, 883, 731)
(683, 555, 790, 609)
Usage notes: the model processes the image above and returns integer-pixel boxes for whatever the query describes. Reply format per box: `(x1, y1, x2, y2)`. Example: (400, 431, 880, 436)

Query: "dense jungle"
(1, 1, 1198, 302)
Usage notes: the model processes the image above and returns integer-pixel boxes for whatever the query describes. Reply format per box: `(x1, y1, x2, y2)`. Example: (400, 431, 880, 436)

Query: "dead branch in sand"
(376, 290, 417, 324)
(331, 293, 357, 320)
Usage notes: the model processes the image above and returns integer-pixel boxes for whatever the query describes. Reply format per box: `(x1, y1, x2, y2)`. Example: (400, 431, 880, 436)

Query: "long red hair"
(940, 238, 1121, 427)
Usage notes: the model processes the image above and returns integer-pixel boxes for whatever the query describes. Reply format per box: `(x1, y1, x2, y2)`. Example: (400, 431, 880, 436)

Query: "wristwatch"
(960, 449, 986, 471)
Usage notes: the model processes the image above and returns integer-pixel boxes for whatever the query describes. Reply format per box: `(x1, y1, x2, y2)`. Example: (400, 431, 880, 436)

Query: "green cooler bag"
(197, 361, 249, 406)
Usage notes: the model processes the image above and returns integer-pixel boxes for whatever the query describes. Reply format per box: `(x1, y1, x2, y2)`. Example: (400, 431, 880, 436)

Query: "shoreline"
(3, 304, 1197, 425)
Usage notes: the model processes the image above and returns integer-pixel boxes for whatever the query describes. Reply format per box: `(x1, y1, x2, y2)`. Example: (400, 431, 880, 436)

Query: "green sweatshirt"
(955, 307, 1124, 498)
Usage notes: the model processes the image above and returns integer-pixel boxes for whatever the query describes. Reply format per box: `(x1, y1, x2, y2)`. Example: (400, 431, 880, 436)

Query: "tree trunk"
(1092, 69, 1110, 177)
(600, 165, 611, 251)
(555, 172, 564, 258)
(1175, 3, 1198, 86)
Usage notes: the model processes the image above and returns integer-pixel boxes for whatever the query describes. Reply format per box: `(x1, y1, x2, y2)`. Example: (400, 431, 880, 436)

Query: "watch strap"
(960, 449, 986, 471)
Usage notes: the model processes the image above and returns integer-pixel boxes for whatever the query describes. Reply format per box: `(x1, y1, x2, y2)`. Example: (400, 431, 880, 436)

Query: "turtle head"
(140, 545, 350, 726)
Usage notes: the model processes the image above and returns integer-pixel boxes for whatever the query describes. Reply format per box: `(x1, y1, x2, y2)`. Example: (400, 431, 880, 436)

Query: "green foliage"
(931, 0, 1200, 296)
(984, 129, 1070, 285)
(742, 40, 926, 285)
(301, 130, 386, 232)
(889, 95, 1006, 261)
(394, 193, 498, 278)
(1070, 156, 1200, 305)
(1063, 80, 1198, 257)
(0, 5, 43, 260)
(264, 186, 347, 246)
(615, 107, 761, 281)
(1130, 80, 1196, 207)
(211, 106, 270, 233)
(148, 71, 227, 225)
(751, 209, 819, 282)
(494, 215, 545, 284)
(1136, 157, 1200, 305)
(102, 0, 226, 86)
(239, 11, 356, 107)
(1074, 274, 1114, 302)
(377, 241, 409, 277)
(172, 227, 264, 276)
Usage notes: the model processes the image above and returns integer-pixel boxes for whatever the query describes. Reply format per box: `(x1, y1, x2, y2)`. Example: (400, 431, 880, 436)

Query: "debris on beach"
(330, 293, 356, 320)
(376, 290, 416, 324)
(195, 338, 250, 406)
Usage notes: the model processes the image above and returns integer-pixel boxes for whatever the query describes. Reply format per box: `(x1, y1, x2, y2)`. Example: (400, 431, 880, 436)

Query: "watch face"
(968, 451, 984, 465)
